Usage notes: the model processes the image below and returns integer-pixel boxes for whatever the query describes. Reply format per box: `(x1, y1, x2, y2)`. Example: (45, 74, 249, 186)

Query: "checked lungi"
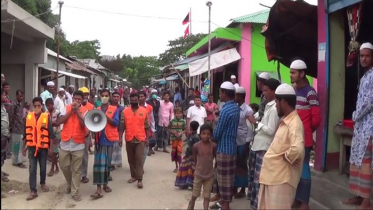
(248, 150, 265, 210)
(111, 142, 122, 166)
(258, 183, 296, 210)
(216, 153, 236, 201)
(349, 139, 372, 199)
(93, 145, 113, 185)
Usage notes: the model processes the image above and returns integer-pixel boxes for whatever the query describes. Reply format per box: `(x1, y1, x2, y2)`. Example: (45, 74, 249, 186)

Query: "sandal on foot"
(47, 171, 54, 177)
(26, 193, 38, 201)
(54, 169, 59, 174)
(2, 172, 9, 177)
(137, 182, 143, 189)
(14, 163, 27, 169)
(173, 169, 178, 173)
(41, 185, 49, 192)
(127, 178, 136, 183)
(90, 192, 103, 199)
(1, 176, 9, 182)
(81, 177, 89, 183)
(72, 194, 82, 202)
(103, 186, 112, 193)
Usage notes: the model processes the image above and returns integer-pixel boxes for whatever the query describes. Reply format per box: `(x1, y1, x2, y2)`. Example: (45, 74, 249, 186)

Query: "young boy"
(188, 124, 217, 210)
(45, 98, 60, 177)
(168, 107, 186, 172)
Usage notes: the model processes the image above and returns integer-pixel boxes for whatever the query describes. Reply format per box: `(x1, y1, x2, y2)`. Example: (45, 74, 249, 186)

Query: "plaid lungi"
(216, 153, 236, 201)
(93, 145, 113, 185)
(248, 150, 265, 210)
(349, 139, 372, 199)
(111, 142, 122, 165)
(258, 183, 296, 210)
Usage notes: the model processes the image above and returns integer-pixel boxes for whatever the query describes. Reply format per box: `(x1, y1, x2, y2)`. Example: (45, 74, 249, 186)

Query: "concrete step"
(310, 170, 373, 210)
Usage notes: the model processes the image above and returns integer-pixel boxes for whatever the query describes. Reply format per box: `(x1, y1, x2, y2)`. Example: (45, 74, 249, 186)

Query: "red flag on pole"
(184, 25, 189, 39)
(182, 13, 190, 25)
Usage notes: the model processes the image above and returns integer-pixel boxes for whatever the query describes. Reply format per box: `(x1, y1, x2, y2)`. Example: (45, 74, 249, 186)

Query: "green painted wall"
(327, 12, 345, 153)
(250, 23, 313, 104)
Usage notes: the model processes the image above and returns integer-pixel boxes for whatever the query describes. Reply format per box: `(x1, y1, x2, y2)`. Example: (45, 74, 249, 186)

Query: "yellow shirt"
(259, 110, 305, 189)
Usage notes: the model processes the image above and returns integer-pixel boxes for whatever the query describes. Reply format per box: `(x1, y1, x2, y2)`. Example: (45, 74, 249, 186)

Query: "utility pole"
(56, 1, 64, 89)
(206, 1, 212, 79)
(189, 7, 192, 35)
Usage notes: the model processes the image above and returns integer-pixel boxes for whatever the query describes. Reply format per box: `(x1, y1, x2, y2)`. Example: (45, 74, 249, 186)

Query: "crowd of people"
(0, 43, 372, 210)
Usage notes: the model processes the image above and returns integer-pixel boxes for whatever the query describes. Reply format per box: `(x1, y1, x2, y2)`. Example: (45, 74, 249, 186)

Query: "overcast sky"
(51, 0, 317, 57)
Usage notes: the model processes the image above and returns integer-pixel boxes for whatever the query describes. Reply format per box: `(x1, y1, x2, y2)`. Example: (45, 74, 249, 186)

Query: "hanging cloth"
(346, 3, 362, 68)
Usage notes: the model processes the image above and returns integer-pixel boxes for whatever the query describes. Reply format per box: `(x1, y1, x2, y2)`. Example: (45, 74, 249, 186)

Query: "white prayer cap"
(275, 83, 296, 95)
(58, 88, 65, 92)
(151, 89, 158, 93)
(258, 72, 270, 80)
(360, 42, 373, 51)
(290, 59, 307, 70)
(189, 100, 195, 105)
(235, 86, 246, 94)
(230, 75, 236, 79)
(68, 85, 74, 88)
(47, 81, 55, 87)
(220, 81, 236, 90)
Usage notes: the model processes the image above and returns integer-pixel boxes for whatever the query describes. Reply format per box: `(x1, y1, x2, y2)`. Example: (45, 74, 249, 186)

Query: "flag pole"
(190, 7, 192, 35)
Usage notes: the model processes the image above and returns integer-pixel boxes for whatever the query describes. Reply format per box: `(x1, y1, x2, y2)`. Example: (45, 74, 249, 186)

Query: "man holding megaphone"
(90, 89, 120, 199)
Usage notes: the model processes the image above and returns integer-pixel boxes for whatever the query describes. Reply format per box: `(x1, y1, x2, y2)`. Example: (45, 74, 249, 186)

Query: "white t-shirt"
(187, 105, 207, 134)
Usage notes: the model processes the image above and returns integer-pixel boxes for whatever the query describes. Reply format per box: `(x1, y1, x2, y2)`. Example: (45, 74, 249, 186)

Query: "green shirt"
(94, 99, 102, 108)
(168, 117, 186, 141)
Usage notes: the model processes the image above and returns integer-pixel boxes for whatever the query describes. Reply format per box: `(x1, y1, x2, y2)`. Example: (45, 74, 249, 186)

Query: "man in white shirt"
(40, 81, 55, 111)
(187, 95, 207, 134)
(54, 88, 66, 113)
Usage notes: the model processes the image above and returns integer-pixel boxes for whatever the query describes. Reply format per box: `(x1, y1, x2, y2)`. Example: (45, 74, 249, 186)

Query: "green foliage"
(68, 40, 101, 59)
(158, 33, 206, 67)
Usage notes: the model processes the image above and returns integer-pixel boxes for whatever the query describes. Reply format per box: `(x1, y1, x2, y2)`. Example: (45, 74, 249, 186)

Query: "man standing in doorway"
(9, 90, 26, 168)
(258, 83, 305, 209)
(213, 81, 240, 210)
(290, 59, 321, 210)
(343, 42, 373, 210)
(230, 75, 239, 88)
(58, 90, 88, 202)
(40, 81, 55, 111)
(120, 93, 149, 189)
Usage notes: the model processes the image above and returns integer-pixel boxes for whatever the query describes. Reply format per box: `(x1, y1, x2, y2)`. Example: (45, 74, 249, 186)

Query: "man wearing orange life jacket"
(138, 91, 156, 162)
(90, 89, 120, 199)
(57, 90, 88, 202)
(119, 92, 150, 189)
(22, 97, 55, 201)
(79, 87, 94, 184)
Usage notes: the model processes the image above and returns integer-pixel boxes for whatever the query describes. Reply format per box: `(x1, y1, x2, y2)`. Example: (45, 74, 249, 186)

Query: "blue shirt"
(98, 106, 120, 146)
(213, 100, 240, 155)
(174, 92, 182, 104)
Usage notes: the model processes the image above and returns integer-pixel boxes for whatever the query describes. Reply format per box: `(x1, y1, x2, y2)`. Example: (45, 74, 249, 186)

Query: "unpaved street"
(1, 145, 248, 209)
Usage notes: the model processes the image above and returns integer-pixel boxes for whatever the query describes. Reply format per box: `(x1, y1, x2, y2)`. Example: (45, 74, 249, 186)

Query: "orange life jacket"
(25, 112, 50, 156)
(123, 107, 147, 141)
(95, 105, 119, 143)
(60, 104, 88, 144)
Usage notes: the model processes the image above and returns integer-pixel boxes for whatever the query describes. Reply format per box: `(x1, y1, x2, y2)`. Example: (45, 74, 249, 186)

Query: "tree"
(158, 33, 206, 66)
(99, 55, 124, 73)
(68, 40, 101, 59)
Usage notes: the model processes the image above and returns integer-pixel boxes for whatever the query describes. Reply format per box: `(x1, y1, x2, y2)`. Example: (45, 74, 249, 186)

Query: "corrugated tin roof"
(231, 10, 269, 24)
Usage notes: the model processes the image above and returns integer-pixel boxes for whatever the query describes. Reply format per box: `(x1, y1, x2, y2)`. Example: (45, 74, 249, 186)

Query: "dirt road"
(1, 146, 249, 209)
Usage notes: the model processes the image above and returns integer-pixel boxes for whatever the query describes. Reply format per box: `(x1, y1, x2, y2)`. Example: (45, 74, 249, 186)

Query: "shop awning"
(186, 28, 241, 57)
(188, 48, 241, 77)
(152, 74, 179, 84)
(42, 67, 87, 79)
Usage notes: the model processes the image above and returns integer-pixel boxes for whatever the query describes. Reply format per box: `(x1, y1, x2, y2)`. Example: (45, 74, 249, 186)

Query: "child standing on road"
(188, 124, 216, 210)
(175, 121, 200, 189)
(168, 107, 186, 172)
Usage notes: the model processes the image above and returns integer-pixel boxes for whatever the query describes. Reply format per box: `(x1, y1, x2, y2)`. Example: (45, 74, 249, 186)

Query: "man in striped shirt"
(290, 59, 321, 210)
(213, 81, 240, 210)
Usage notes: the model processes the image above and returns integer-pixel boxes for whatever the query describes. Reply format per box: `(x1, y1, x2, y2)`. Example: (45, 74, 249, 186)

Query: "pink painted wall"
(238, 23, 252, 104)
(314, 0, 327, 172)
(313, 78, 318, 91)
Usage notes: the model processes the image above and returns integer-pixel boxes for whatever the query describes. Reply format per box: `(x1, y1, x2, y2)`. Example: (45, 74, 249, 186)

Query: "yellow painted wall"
(327, 11, 345, 153)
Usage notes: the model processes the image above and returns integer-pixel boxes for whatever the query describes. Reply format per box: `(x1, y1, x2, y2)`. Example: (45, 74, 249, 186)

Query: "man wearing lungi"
(1, 88, 11, 196)
(342, 42, 373, 210)
(138, 91, 155, 165)
(233, 87, 254, 199)
(212, 81, 240, 210)
(110, 91, 124, 170)
(120, 92, 149, 189)
(290, 59, 321, 210)
(258, 83, 305, 210)
(90, 89, 120, 199)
